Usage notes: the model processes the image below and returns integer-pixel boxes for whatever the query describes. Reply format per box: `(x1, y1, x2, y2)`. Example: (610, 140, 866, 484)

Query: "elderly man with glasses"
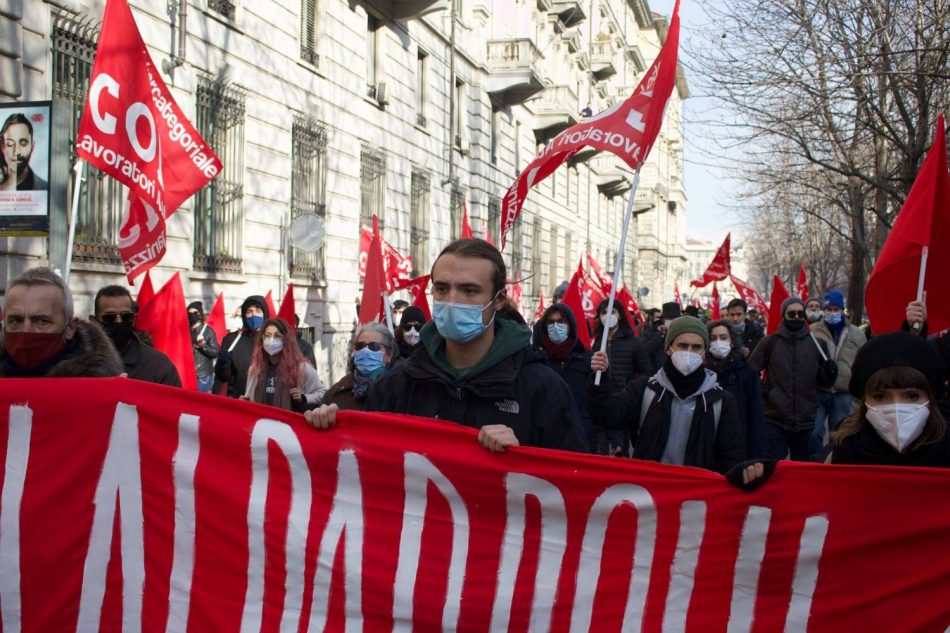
(748, 296, 838, 461)
(90, 285, 182, 387)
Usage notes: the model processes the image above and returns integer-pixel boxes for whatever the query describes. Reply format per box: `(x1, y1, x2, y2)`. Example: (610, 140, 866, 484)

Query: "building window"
(563, 229, 573, 279)
(511, 216, 524, 278)
(416, 50, 427, 127)
(207, 0, 236, 20)
(300, 0, 319, 65)
(453, 80, 467, 151)
(486, 195, 501, 246)
(290, 115, 327, 281)
(449, 185, 465, 240)
(52, 12, 125, 265)
(360, 145, 386, 229)
(194, 76, 246, 273)
(410, 169, 430, 276)
(366, 14, 381, 99)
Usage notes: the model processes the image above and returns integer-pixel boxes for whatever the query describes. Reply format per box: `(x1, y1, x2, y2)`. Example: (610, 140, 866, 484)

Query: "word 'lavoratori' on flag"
(3, 379, 949, 631)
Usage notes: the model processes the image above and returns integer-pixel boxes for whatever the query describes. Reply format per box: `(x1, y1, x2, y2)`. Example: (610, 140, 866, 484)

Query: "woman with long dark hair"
(243, 318, 326, 412)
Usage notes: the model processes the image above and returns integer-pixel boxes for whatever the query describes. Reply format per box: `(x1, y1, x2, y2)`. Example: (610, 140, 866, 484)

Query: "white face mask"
(263, 337, 284, 355)
(865, 401, 930, 452)
(709, 340, 731, 360)
(403, 328, 421, 346)
(600, 313, 619, 329)
(671, 350, 704, 375)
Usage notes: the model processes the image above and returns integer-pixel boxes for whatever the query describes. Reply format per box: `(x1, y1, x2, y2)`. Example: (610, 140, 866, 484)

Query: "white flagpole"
(913, 245, 929, 333)
(382, 291, 395, 335)
(63, 159, 85, 284)
(594, 170, 641, 386)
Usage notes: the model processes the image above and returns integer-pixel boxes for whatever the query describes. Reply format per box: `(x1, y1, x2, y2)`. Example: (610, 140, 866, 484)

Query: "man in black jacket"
(187, 301, 219, 392)
(726, 298, 764, 358)
(588, 316, 745, 473)
(216, 295, 268, 397)
(306, 238, 587, 453)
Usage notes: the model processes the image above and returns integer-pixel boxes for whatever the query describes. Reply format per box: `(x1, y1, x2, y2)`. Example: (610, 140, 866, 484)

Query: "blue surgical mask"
(432, 292, 500, 343)
(547, 322, 569, 344)
(246, 315, 264, 331)
(824, 312, 843, 325)
(353, 348, 386, 376)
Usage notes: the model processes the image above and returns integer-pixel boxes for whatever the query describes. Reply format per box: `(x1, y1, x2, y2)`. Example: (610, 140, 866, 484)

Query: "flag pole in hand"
(913, 246, 929, 333)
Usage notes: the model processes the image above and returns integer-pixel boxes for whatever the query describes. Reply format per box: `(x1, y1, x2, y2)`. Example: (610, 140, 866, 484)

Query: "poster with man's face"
(0, 101, 52, 235)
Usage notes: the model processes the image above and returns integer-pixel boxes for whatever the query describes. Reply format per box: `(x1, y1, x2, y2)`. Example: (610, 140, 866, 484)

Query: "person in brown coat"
(319, 323, 398, 411)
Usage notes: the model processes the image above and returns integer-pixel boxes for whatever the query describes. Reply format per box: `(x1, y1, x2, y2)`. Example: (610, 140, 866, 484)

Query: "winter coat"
(707, 356, 765, 459)
(535, 304, 593, 426)
(321, 373, 365, 411)
(121, 334, 182, 387)
(216, 329, 258, 397)
(592, 322, 652, 391)
(749, 324, 837, 432)
(811, 319, 866, 394)
(368, 319, 587, 452)
(0, 320, 123, 378)
(191, 322, 219, 379)
(244, 360, 326, 410)
(831, 424, 950, 467)
(640, 325, 668, 373)
(738, 318, 764, 354)
(588, 368, 745, 473)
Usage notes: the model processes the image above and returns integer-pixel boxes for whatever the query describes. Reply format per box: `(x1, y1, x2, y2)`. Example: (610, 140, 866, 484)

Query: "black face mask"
(784, 319, 805, 332)
(188, 313, 201, 327)
(103, 320, 135, 350)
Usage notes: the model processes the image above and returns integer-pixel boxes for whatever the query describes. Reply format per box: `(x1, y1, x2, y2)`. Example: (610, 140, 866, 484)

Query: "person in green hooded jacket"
(305, 238, 587, 453)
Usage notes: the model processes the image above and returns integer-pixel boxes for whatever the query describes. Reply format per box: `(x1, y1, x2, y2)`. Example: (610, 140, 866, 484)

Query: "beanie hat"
(848, 332, 946, 400)
(664, 316, 710, 350)
(187, 301, 204, 316)
(661, 302, 682, 319)
(822, 290, 845, 310)
(400, 306, 427, 328)
(780, 296, 804, 315)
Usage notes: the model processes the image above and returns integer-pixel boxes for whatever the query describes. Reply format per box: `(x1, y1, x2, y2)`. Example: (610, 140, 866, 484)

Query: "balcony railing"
(591, 41, 618, 79)
(486, 38, 545, 107)
(550, 1, 586, 28)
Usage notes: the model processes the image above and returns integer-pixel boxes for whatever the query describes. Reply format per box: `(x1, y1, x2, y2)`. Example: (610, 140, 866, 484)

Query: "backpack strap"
(630, 382, 657, 456)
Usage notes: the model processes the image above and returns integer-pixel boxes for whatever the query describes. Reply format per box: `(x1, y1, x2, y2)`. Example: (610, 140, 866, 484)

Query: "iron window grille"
(531, 217, 542, 296)
(487, 195, 501, 246)
(193, 75, 246, 273)
(290, 115, 328, 281)
(360, 145, 387, 229)
(207, 0, 236, 21)
(410, 169, 431, 277)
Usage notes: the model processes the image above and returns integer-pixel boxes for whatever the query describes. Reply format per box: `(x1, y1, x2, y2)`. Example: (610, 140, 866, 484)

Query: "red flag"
(797, 264, 809, 302)
(277, 283, 296, 333)
(76, 0, 221, 283)
(136, 269, 155, 308)
(532, 291, 546, 323)
(484, 219, 495, 246)
(359, 224, 411, 292)
(206, 292, 226, 347)
(617, 286, 642, 328)
(461, 200, 474, 239)
(506, 273, 524, 317)
(586, 253, 614, 294)
(359, 216, 387, 325)
(766, 275, 791, 336)
(690, 233, 731, 288)
(711, 283, 721, 320)
(579, 267, 606, 321)
(394, 275, 432, 321)
(500, 0, 681, 248)
(135, 272, 196, 390)
(674, 282, 682, 308)
(867, 115, 950, 333)
(561, 260, 593, 350)
(730, 274, 769, 316)
(264, 290, 277, 321)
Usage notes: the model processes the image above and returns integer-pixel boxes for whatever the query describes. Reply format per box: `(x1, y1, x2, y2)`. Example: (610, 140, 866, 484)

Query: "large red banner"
(2, 379, 950, 631)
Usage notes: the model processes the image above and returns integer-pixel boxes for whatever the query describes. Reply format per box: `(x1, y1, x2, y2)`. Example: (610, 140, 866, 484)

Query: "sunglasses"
(354, 341, 383, 352)
(98, 312, 136, 324)
(785, 310, 806, 320)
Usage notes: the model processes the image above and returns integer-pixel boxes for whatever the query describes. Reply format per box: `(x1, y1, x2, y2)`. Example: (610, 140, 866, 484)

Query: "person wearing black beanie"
(396, 305, 427, 358)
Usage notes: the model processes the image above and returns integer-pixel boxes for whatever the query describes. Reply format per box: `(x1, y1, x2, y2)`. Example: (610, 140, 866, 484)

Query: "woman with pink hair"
(243, 318, 326, 412)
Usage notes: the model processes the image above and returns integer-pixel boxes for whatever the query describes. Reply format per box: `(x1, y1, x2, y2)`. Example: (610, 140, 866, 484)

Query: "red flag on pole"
(579, 267, 606, 321)
(730, 274, 769, 316)
(766, 275, 791, 336)
(506, 273, 524, 317)
(358, 225, 411, 292)
(264, 291, 277, 321)
(359, 215, 387, 325)
(533, 291, 546, 323)
(586, 253, 614, 294)
(136, 270, 155, 309)
(461, 200, 474, 239)
(500, 0, 681, 248)
(690, 233, 731, 288)
(206, 292, 226, 347)
(711, 283, 721, 320)
(674, 282, 682, 308)
(393, 275, 432, 321)
(866, 115, 950, 334)
(76, 0, 221, 283)
(797, 264, 809, 302)
(617, 286, 642, 328)
(561, 260, 594, 350)
(277, 283, 296, 333)
(135, 272, 196, 390)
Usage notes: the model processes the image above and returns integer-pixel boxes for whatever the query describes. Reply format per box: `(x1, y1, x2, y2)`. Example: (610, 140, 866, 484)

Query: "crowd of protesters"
(2, 237, 948, 480)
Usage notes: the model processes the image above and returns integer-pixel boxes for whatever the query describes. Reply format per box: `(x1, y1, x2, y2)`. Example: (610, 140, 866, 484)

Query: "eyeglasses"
(354, 341, 383, 351)
(785, 310, 806, 320)
(98, 312, 136, 324)
(404, 324, 421, 332)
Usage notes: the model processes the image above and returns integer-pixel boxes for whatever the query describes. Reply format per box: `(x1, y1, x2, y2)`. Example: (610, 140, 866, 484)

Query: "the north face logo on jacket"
(495, 399, 520, 414)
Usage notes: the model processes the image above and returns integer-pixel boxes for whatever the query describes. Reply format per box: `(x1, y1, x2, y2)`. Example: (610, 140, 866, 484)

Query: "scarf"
(541, 334, 575, 361)
(662, 356, 707, 400)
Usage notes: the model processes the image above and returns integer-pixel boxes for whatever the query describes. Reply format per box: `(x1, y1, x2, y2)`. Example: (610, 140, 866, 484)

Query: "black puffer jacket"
(832, 424, 950, 467)
(534, 303, 593, 428)
(749, 323, 837, 432)
(593, 304, 652, 390)
(215, 295, 269, 397)
(368, 321, 587, 452)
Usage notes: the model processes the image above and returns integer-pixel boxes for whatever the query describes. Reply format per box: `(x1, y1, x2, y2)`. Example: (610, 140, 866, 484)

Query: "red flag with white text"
(730, 274, 769, 316)
(134, 272, 194, 389)
(506, 273, 524, 317)
(690, 233, 731, 288)
(359, 225, 412, 293)
(586, 252, 614, 294)
(76, 0, 221, 282)
(500, 0, 681, 248)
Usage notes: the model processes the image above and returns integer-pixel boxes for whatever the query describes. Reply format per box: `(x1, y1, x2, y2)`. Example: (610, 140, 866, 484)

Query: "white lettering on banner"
(626, 109, 646, 133)
(123, 231, 167, 275)
(570, 484, 657, 633)
(90, 73, 119, 135)
(125, 102, 156, 162)
(88, 72, 157, 164)
(727, 506, 771, 633)
(490, 473, 567, 633)
(1, 405, 31, 633)
(308, 450, 364, 633)
(166, 414, 201, 633)
(242, 419, 313, 633)
(784, 516, 829, 632)
(393, 453, 470, 633)
(118, 197, 162, 249)
(77, 134, 158, 202)
(77, 403, 145, 633)
(146, 71, 220, 180)
(662, 501, 707, 632)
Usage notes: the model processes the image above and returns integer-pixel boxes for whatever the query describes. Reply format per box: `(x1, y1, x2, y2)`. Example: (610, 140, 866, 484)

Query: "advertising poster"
(0, 100, 52, 235)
